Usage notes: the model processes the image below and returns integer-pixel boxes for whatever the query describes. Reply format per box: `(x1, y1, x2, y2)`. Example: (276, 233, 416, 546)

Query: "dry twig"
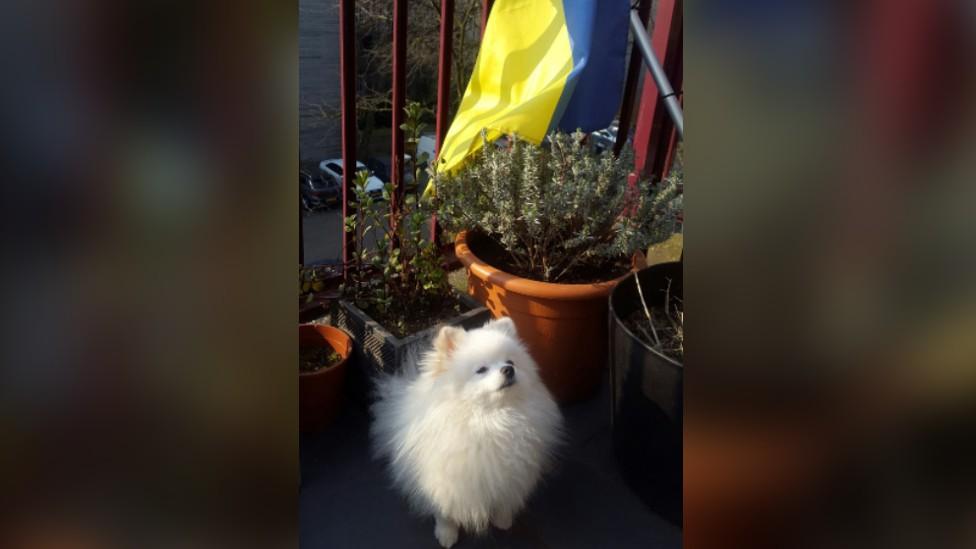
(634, 271, 660, 347)
(662, 278, 684, 356)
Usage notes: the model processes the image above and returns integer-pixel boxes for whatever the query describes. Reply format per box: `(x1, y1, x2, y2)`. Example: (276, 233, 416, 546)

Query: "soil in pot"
(299, 324, 352, 433)
(300, 346, 342, 373)
(622, 286, 683, 362)
(469, 232, 632, 284)
(356, 293, 468, 339)
(335, 289, 491, 392)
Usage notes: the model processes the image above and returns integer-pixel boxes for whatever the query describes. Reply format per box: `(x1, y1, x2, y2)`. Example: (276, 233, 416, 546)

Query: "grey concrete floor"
(300, 375, 682, 549)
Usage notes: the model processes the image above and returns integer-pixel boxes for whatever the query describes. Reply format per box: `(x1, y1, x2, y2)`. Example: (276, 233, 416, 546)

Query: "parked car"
(411, 134, 436, 193)
(415, 134, 436, 170)
(366, 134, 435, 193)
(364, 157, 389, 183)
(300, 169, 340, 212)
(364, 156, 416, 193)
(591, 121, 629, 154)
(591, 122, 617, 153)
(319, 159, 385, 199)
(402, 154, 418, 192)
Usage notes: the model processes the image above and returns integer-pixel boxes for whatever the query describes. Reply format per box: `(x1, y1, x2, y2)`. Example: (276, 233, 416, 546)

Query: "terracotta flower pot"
(299, 324, 352, 432)
(455, 230, 642, 403)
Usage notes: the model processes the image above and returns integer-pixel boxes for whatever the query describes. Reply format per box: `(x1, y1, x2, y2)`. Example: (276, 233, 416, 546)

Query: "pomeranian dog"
(370, 317, 563, 548)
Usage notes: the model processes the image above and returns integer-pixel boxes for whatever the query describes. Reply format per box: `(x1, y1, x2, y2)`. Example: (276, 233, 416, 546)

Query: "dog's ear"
(484, 317, 517, 338)
(431, 325, 465, 372)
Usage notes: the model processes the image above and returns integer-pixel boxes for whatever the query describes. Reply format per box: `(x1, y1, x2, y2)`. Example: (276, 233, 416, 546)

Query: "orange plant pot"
(299, 324, 352, 432)
(455, 231, 642, 403)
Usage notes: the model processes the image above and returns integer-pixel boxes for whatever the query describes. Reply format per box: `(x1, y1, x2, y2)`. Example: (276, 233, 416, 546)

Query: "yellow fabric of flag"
(433, 0, 573, 178)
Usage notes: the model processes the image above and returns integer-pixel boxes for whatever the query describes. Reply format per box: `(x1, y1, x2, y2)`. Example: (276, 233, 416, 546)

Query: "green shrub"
(432, 131, 679, 283)
(341, 102, 450, 336)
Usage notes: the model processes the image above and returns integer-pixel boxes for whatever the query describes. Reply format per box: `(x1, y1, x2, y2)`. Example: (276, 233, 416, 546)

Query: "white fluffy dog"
(370, 317, 563, 548)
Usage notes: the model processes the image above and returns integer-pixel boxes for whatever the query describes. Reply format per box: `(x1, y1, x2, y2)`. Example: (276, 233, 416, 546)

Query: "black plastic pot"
(609, 261, 683, 525)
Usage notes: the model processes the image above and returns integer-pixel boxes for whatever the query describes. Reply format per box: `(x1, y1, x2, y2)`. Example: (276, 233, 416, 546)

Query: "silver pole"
(629, 9, 683, 139)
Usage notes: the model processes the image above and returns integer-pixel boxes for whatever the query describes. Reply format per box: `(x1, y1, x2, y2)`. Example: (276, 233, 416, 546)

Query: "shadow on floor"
(300, 376, 681, 548)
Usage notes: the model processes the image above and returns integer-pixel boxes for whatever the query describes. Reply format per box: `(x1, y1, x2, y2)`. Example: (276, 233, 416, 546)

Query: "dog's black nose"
(501, 365, 515, 378)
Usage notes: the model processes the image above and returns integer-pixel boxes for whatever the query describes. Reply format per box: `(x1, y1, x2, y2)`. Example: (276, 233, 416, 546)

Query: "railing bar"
(390, 0, 408, 247)
(629, 8, 683, 139)
(614, 0, 653, 156)
(435, 0, 455, 152)
(481, 0, 493, 35)
(338, 0, 357, 277)
(631, 0, 680, 180)
(432, 0, 455, 243)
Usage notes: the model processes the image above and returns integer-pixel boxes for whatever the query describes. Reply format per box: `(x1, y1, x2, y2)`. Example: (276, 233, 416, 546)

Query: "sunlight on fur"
(370, 317, 564, 548)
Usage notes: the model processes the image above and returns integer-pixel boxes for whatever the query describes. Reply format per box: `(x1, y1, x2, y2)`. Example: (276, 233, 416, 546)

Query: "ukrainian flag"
(434, 0, 629, 176)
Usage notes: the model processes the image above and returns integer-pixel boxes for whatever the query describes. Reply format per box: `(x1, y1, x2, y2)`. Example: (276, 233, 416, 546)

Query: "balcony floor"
(300, 374, 682, 548)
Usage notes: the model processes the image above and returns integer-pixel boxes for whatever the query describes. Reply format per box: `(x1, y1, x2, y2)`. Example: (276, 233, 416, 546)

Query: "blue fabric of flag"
(551, 0, 630, 134)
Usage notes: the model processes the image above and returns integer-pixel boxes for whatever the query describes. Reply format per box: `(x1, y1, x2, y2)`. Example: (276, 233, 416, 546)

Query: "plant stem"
(634, 270, 660, 347)
(636, 325, 656, 348)
(665, 278, 681, 334)
(664, 277, 671, 317)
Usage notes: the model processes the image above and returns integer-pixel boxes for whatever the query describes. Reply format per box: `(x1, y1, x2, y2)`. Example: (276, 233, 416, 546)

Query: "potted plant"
(432, 131, 677, 402)
(609, 260, 683, 523)
(300, 323, 353, 432)
(333, 104, 491, 378)
(299, 264, 340, 323)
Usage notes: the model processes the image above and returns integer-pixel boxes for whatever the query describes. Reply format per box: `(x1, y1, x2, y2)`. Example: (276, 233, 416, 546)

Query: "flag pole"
(629, 8, 683, 139)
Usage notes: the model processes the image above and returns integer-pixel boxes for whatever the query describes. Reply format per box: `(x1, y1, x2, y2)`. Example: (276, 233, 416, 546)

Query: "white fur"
(371, 317, 563, 548)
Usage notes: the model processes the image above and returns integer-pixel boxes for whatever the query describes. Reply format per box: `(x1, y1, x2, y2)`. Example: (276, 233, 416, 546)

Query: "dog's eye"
(475, 366, 488, 374)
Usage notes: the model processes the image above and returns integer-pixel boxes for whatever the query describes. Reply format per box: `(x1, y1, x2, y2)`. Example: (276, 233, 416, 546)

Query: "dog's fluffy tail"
(370, 344, 423, 403)
(369, 345, 424, 462)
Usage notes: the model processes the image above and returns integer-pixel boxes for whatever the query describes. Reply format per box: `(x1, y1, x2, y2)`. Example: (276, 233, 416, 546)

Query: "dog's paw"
(491, 510, 514, 531)
(434, 518, 459, 548)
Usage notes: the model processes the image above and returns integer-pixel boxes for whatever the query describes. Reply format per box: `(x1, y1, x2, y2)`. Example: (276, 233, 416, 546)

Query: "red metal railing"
(480, 0, 493, 34)
(614, 0, 654, 158)
(390, 0, 408, 248)
(431, 0, 457, 243)
(331, 0, 681, 274)
(632, 0, 682, 182)
(338, 0, 357, 275)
